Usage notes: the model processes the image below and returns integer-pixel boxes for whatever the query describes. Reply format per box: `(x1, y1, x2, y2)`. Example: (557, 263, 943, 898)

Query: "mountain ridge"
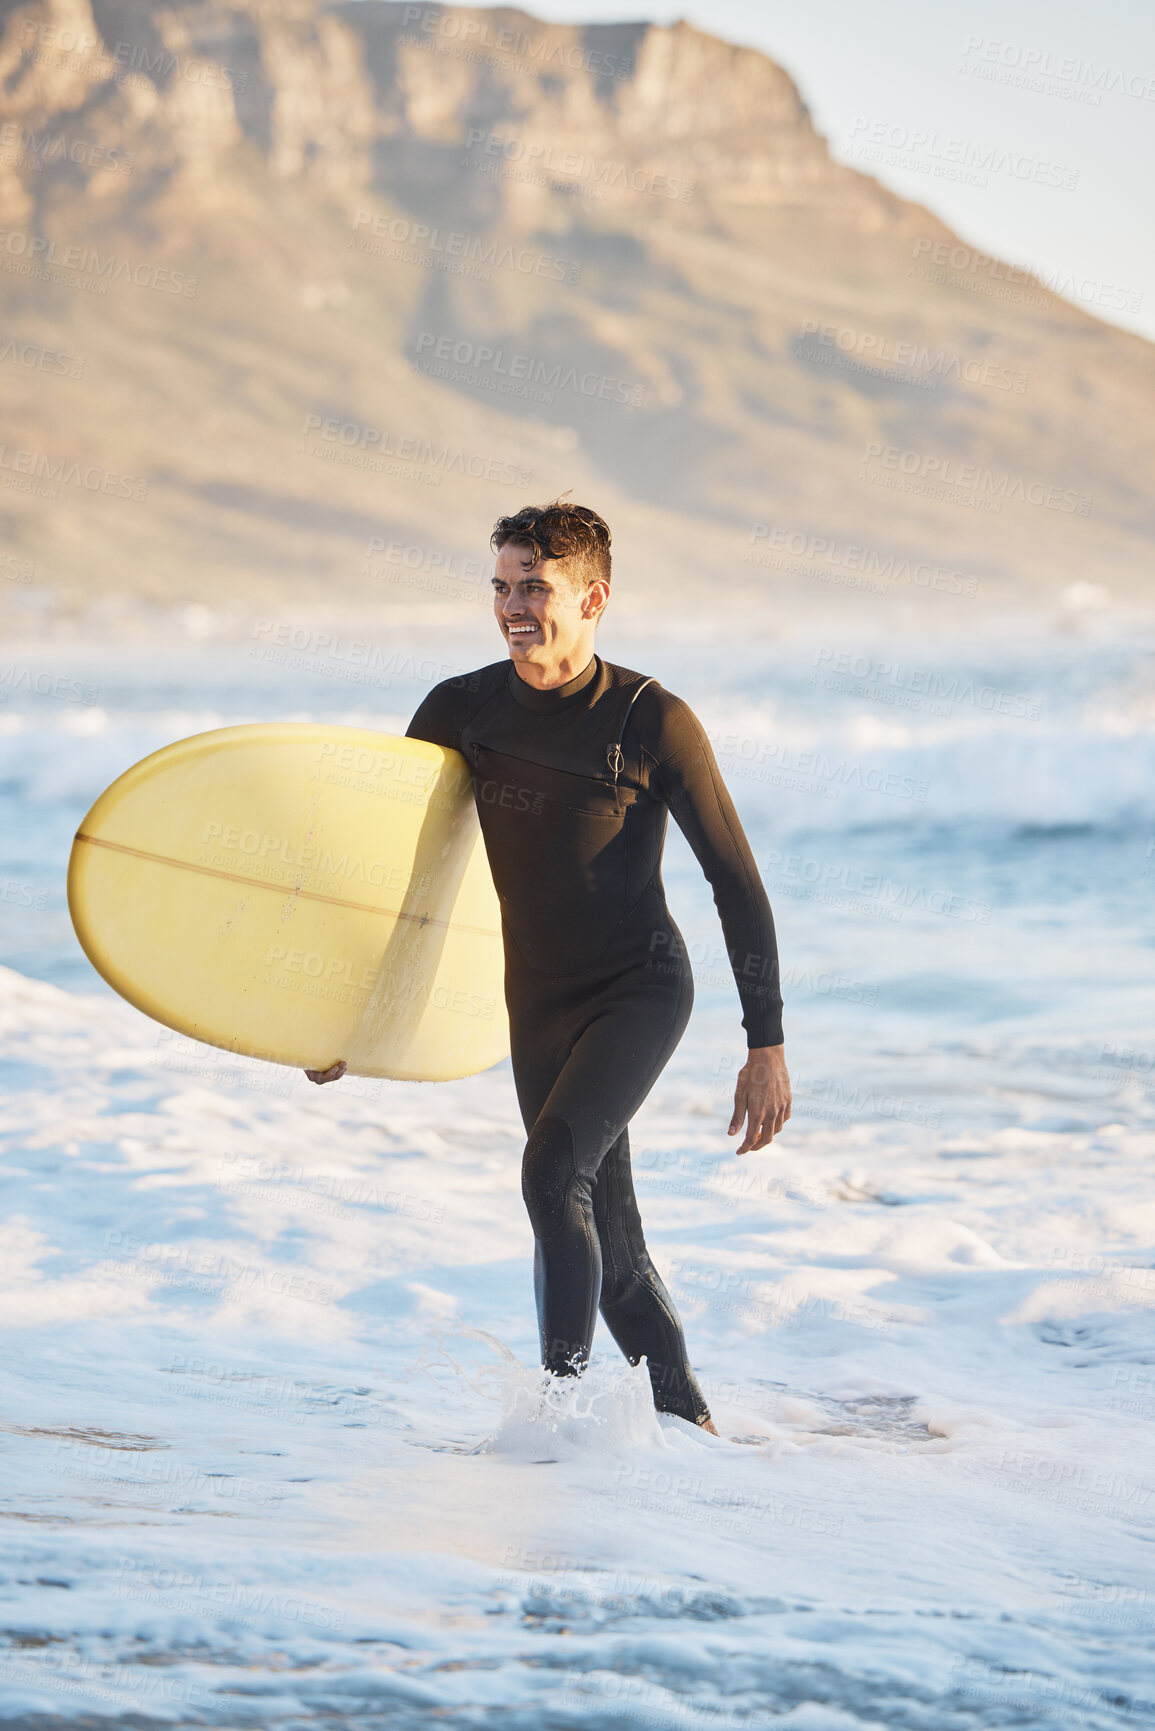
(1, 0, 1151, 635)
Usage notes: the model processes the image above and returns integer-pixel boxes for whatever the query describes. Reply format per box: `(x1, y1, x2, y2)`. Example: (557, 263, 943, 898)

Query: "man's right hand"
(304, 1059, 347, 1085)
(729, 1045, 791, 1154)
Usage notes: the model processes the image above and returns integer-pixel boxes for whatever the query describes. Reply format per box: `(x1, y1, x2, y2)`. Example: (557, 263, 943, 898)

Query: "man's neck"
(512, 648, 597, 690)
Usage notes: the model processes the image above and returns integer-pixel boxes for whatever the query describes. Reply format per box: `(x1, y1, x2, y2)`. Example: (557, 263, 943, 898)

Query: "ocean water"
(1, 624, 1153, 1728)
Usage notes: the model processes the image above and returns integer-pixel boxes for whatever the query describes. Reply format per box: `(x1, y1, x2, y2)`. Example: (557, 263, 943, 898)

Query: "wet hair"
(490, 499, 612, 591)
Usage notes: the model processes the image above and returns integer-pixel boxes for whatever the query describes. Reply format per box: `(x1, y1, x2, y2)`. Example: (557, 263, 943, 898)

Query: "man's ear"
(583, 580, 609, 621)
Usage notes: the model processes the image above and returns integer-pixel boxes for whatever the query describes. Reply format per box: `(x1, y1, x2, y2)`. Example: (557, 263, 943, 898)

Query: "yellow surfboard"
(67, 724, 509, 1082)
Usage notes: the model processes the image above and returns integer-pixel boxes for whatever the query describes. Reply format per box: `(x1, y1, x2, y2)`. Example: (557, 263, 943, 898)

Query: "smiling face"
(493, 541, 608, 686)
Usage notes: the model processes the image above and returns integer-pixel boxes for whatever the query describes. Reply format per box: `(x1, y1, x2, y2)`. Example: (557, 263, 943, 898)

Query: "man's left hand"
(729, 1045, 791, 1154)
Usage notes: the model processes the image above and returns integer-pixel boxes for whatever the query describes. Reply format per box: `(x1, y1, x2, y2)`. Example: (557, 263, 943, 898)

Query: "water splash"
(485, 1357, 667, 1461)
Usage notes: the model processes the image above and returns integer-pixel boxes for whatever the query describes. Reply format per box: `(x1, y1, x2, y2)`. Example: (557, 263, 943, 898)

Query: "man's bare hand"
(304, 1059, 347, 1085)
(729, 1045, 791, 1154)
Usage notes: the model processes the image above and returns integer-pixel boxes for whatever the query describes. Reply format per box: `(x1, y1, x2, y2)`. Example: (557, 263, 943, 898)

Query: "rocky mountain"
(1, 0, 1151, 636)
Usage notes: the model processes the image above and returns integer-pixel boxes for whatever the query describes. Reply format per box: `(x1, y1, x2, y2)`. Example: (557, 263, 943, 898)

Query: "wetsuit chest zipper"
(607, 678, 655, 816)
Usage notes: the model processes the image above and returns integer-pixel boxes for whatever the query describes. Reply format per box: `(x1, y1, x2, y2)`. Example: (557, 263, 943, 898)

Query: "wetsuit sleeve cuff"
(745, 1012, 784, 1049)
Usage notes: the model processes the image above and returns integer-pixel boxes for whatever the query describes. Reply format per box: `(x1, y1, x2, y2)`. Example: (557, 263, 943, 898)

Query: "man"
(311, 501, 790, 1433)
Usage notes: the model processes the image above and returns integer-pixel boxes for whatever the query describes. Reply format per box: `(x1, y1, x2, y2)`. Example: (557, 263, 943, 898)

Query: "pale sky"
(503, 0, 1155, 343)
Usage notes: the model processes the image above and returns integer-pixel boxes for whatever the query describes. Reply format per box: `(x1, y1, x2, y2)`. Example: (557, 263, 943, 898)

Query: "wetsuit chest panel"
(467, 742, 653, 971)
(470, 743, 639, 819)
(462, 694, 636, 775)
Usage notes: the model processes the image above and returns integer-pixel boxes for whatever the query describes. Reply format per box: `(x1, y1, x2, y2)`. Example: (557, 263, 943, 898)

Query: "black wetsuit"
(406, 654, 783, 1424)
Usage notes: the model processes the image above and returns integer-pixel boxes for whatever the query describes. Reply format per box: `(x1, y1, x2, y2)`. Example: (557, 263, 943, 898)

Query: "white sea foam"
(1, 637, 1153, 1725)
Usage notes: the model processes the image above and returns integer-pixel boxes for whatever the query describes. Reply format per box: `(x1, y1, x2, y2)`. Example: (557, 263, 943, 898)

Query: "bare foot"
(304, 1059, 347, 1085)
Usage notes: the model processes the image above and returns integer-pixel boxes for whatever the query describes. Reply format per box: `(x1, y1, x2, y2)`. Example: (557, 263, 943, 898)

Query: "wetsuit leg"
(593, 1128, 710, 1424)
(512, 957, 709, 1422)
